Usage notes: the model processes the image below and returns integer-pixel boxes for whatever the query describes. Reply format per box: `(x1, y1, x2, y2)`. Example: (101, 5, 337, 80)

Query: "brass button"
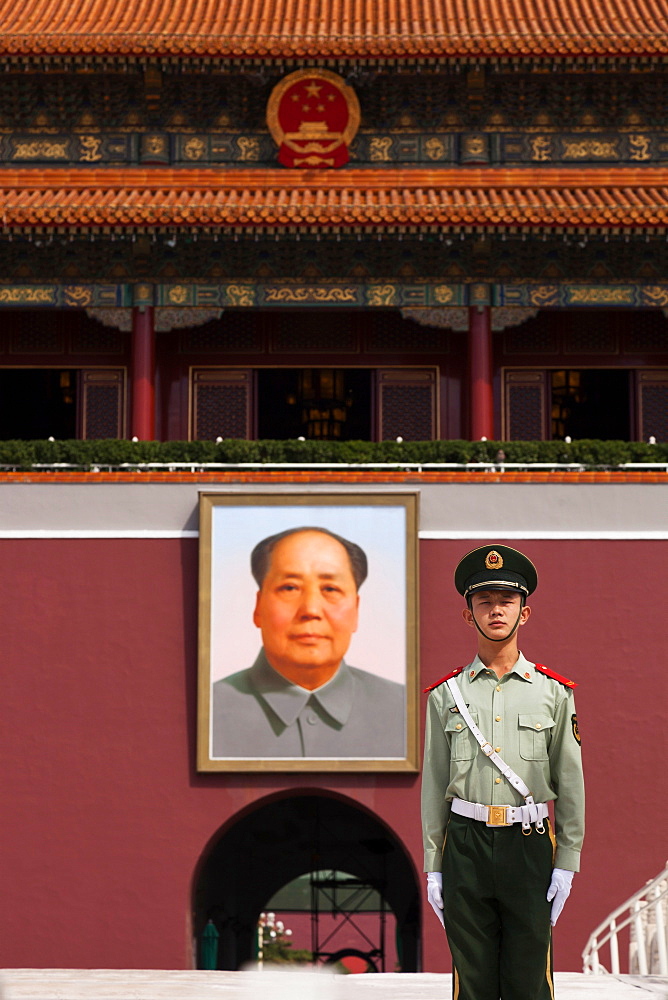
(535, 723, 542, 730)
(495, 715, 501, 722)
(495, 777, 501, 784)
(496, 685, 501, 692)
(456, 723, 462, 730)
(496, 747, 501, 753)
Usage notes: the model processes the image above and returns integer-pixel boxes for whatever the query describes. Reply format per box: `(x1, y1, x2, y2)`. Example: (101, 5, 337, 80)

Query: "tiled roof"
(1, 0, 667, 59)
(2, 168, 668, 230)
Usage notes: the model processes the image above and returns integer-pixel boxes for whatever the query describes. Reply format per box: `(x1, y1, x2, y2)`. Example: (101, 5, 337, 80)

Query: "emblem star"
(305, 82, 322, 97)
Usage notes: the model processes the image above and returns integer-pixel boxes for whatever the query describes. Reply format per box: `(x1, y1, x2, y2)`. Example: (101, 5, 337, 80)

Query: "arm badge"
(572, 714, 581, 745)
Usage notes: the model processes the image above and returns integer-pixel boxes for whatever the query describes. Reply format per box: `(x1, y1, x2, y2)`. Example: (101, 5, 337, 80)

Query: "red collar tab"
(423, 666, 465, 693)
(534, 663, 578, 688)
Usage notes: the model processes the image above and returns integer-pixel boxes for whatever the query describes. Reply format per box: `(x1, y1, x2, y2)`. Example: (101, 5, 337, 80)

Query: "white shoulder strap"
(445, 676, 535, 804)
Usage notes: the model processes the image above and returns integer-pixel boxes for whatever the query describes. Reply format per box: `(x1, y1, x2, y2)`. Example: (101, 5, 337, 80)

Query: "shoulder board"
(423, 666, 465, 694)
(534, 663, 578, 689)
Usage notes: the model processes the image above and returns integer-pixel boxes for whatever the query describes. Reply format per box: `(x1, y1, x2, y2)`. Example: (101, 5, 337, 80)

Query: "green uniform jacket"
(421, 652, 584, 873)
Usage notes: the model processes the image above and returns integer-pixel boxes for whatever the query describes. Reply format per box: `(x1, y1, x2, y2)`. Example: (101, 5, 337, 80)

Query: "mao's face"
(253, 530, 359, 685)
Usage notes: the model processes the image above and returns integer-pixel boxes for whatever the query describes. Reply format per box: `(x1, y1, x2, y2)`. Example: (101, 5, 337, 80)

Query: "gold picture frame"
(197, 491, 419, 772)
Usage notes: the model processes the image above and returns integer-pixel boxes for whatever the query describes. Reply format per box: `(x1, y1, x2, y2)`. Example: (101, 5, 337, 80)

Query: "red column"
(131, 306, 156, 440)
(468, 305, 494, 440)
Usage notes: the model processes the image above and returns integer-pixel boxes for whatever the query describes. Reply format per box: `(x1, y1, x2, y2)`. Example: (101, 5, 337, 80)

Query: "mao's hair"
(251, 527, 368, 590)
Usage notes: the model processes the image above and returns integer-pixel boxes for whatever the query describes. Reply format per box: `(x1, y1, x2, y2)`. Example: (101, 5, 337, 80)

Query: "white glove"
(547, 868, 574, 926)
(427, 872, 444, 925)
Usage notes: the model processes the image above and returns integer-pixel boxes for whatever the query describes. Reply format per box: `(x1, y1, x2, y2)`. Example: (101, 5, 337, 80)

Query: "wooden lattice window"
(637, 370, 668, 442)
(376, 369, 437, 441)
(78, 369, 125, 439)
(191, 368, 254, 440)
(504, 370, 548, 440)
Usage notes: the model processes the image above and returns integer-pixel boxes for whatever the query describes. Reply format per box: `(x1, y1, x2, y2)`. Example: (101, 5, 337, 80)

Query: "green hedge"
(0, 438, 666, 470)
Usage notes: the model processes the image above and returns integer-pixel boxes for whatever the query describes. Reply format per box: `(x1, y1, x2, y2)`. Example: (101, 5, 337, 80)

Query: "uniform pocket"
(445, 712, 479, 760)
(518, 714, 555, 760)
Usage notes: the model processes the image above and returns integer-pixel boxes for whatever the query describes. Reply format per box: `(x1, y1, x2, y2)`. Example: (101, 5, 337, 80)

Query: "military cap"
(455, 544, 538, 599)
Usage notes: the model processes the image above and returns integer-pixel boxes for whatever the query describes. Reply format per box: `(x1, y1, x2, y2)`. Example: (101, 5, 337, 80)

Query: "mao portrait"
(197, 493, 418, 772)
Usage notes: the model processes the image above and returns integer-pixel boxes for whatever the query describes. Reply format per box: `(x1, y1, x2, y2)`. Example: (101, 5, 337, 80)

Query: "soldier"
(421, 544, 584, 1000)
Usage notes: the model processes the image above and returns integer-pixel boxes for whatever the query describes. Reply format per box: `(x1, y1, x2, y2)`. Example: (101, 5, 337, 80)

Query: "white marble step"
(1, 970, 666, 1000)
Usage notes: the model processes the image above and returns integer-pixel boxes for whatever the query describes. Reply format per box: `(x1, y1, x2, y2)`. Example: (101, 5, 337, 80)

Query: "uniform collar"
(512, 652, 535, 682)
(465, 651, 535, 682)
(248, 648, 354, 727)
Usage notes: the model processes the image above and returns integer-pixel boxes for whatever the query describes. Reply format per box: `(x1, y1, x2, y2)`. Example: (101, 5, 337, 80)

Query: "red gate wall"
(1, 519, 665, 972)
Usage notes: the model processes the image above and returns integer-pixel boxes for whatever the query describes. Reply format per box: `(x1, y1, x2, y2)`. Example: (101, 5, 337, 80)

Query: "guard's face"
(463, 589, 530, 640)
(254, 530, 360, 685)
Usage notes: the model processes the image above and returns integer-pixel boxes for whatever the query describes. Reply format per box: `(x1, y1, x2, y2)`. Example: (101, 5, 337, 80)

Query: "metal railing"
(582, 863, 668, 976)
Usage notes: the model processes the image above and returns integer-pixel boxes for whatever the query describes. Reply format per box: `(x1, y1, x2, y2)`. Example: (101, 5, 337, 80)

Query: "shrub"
(0, 438, 665, 471)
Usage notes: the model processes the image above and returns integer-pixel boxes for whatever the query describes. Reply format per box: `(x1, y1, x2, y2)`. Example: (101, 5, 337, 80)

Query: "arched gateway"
(192, 791, 421, 971)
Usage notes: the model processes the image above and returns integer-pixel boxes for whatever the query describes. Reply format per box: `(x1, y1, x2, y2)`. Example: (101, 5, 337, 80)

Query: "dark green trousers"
(441, 814, 555, 1000)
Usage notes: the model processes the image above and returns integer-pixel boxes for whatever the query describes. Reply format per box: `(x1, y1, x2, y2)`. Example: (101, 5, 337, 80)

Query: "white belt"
(451, 796, 549, 831)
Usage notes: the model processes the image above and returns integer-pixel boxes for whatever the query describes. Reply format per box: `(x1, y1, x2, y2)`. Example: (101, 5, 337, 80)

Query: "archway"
(192, 790, 421, 971)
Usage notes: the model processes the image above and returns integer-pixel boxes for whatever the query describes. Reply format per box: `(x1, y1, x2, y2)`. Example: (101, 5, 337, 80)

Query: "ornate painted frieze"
(0, 285, 125, 307)
(0, 282, 665, 310)
(498, 285, 668, 309)
(156, 282, 467, 309)
(5, 134, 133, 163)
(504, 133, 657, 164)
(401, 307, 540, 331)
(86, 307, 223, 331)
(0, 69, 667, 167)
(2, 129, 663, 166)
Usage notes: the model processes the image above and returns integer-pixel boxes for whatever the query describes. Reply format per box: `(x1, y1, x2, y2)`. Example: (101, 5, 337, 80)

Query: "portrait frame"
(197, 491, 419, 772)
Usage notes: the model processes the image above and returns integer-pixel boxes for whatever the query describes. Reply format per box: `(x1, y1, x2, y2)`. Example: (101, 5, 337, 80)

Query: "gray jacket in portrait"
(212, 648, 405, 758)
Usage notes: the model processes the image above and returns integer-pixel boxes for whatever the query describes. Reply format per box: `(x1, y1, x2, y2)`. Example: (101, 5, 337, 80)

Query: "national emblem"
(266, 69, 360, 169)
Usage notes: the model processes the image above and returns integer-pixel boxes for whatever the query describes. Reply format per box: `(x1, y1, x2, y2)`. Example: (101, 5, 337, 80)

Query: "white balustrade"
(582, 863, 668, 976)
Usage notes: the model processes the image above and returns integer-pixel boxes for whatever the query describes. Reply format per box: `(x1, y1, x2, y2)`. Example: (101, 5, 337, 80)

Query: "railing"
(582, 863, 668, 976)
(12, 461, 668, 473)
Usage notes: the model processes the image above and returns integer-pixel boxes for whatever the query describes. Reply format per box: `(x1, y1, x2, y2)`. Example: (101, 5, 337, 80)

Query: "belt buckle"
(486, 805, 510, 827)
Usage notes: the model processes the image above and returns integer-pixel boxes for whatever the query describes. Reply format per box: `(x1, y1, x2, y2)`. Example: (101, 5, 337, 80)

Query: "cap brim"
(465, 576, 529, 597)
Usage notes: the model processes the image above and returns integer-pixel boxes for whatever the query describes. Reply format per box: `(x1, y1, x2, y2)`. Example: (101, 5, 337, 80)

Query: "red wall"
(1, 536, 665, 972)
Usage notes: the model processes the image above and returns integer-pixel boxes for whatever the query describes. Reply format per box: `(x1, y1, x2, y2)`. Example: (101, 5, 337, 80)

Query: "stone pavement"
(1, 970, 667, 1000)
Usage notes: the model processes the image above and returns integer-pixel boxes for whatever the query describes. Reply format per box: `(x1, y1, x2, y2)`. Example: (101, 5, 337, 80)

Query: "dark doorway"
(257, 369, 372, 440)
(0, 369, 77, 440)
(192, 792, 420, 972)
(551, 369, 631, 440)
